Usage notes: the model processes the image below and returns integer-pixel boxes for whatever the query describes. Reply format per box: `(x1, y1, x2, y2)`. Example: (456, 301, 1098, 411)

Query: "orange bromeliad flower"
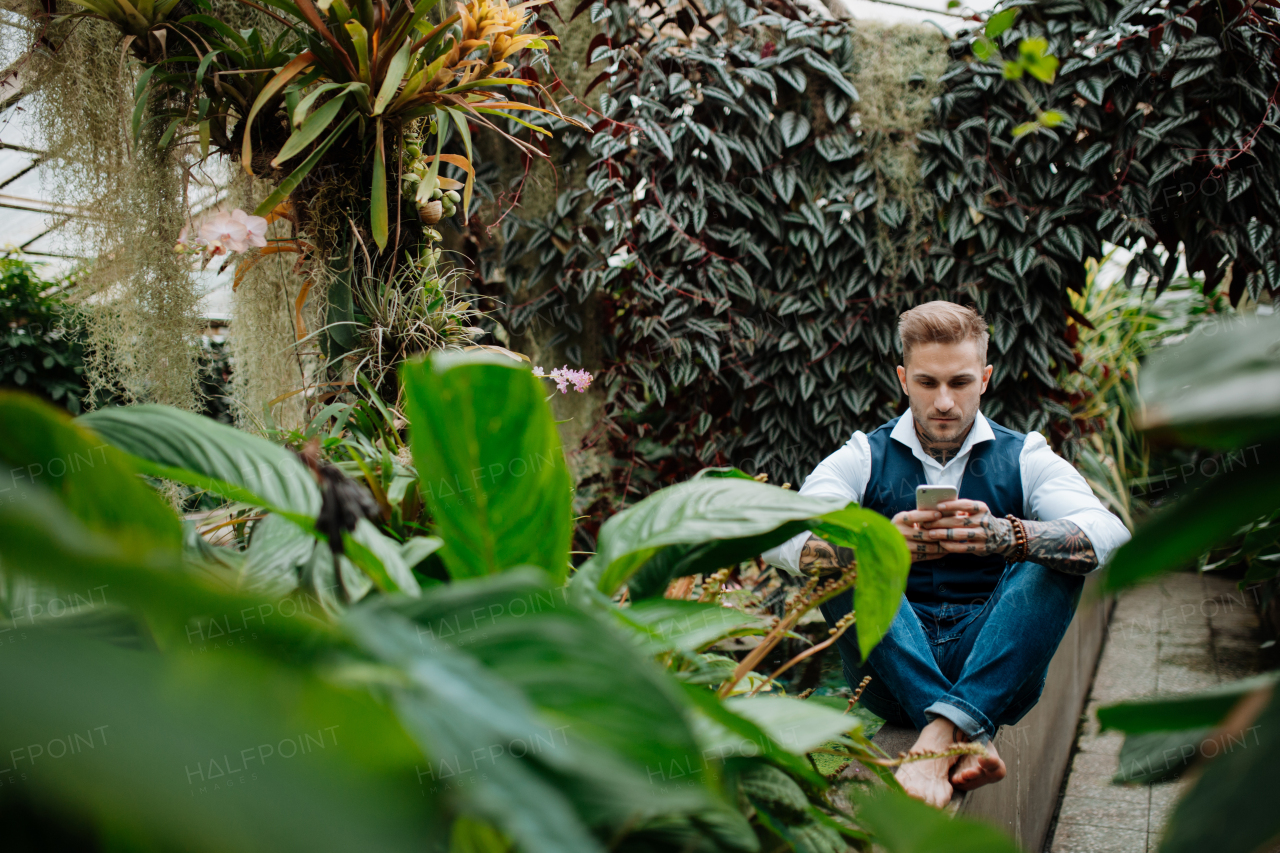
(458, 0, 552, 65)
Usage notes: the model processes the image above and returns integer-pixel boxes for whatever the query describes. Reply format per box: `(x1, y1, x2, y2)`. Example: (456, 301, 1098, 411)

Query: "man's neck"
(913, 417, 975, 466)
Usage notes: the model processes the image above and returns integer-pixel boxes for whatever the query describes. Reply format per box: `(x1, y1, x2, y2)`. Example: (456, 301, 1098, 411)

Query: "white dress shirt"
(763, 411, 1131, 574)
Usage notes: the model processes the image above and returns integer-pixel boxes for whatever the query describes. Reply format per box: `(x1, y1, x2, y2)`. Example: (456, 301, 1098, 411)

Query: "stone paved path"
(1046, 572, 1265, 853)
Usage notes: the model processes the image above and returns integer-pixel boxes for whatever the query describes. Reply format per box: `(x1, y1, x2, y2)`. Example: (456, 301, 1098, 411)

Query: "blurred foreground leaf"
(0, 628, 434, 853)
(1137, 312, 1280, 449)
(850, 786, 1022, 853)
(0, 391, 180, 558)
(1160, 689, 1280, 853)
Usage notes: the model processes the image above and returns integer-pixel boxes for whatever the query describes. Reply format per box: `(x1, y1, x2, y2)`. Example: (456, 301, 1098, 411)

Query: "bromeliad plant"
(93, 0, 579, 243)
(38, 0, 585, 399)
(0, 352, 1029, 852)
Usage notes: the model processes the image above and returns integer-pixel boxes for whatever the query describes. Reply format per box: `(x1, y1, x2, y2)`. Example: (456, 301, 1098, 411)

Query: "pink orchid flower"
(177, 209, 269, 255)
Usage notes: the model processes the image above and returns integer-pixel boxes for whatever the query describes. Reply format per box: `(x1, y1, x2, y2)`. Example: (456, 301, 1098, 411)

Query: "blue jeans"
(820, 560, 1084, 743)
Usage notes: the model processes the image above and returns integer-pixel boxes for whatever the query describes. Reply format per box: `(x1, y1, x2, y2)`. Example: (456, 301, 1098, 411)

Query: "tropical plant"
(1096, 310, 1280, 853)
(0, 256, 89, 414)
(0, 347, 1038, 851)
(1051, 258, 1234, 527)
(15, 0, 585, 411)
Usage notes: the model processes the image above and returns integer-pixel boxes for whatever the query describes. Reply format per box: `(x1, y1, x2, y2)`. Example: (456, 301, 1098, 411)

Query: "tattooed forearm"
(798, 534, 856, 579)
(1021, 519, 1098, 574)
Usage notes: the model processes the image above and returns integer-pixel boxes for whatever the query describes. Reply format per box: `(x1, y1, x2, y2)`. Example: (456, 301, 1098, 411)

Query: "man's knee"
(996, 560, 1084, 611)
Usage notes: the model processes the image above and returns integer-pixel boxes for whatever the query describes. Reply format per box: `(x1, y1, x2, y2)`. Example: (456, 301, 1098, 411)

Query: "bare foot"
(950, 737, 1007, 791)
(894, 718, 960, 808)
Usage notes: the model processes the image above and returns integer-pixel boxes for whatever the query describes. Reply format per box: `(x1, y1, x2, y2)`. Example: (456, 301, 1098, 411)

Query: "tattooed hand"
(921, 499, 1014, 557)
(798, 534, 856, 579)
(889, 509, 948, 563)
(923, 499, 1099, 574)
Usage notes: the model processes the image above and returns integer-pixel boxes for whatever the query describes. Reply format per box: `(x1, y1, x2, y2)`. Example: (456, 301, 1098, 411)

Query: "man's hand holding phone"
(891, 508, 948, 562)
(890, 486, 966, 563)
(923, 498, 1015, 557)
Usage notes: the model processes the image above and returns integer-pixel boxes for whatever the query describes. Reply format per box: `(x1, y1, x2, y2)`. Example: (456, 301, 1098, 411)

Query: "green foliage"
(0, 392, 181, 560)
(79, 404, 323, 522)
(1097, 672, 1280, 734)
(0, 257, 88, 414)
(576, 474, 908, 658)
(492, 0, 1280, 505)
(1158, 688, 1280, 853)
(1095, 311, 1280, 853)
(1102, 313, 1280, 590)
(848, 785, 1022, 853)
(1, 350, 977, 851)
(402, 352, 574, 581)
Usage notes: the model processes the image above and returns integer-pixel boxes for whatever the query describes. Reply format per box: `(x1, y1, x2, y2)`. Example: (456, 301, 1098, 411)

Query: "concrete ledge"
(868, 575, 1113, 849)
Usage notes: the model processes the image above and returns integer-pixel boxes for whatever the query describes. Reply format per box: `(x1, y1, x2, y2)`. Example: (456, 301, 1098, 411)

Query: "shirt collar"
(891, 410, 995, 470)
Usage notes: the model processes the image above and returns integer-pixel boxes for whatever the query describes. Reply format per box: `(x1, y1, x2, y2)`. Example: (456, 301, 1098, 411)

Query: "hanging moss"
(18, 9, 204, 410)
(847, 23, 948, 271)
(222, 176, 317, 432)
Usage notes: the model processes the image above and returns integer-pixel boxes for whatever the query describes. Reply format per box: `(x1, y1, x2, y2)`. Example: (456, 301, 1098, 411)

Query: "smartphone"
(916, 485, 958, 511)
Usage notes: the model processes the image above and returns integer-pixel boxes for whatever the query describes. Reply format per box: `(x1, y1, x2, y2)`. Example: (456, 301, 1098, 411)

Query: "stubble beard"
(911, 402, 978, 451)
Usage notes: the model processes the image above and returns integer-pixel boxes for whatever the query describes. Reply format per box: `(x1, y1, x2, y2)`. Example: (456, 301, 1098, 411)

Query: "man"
(763, 301, 1130, 808)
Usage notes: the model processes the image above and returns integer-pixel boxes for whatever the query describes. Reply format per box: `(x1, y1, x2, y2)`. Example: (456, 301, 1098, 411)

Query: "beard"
(910, 402, 978, 448)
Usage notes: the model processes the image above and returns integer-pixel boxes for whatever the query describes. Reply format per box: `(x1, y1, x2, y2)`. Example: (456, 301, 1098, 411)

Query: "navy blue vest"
(863, 415, 1025, 606)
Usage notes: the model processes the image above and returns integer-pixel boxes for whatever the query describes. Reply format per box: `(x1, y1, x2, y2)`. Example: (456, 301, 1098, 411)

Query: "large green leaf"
(78, 405, 321, 525)
(582, 477, 845, 596)
(0, 481, 334, 653)
(238, 513, 311, 598)
(1137, 312, 1280, 449)
(621, 598, 768, 654)
(579, 476, 908, 658)
(346, 604, 604, 853)
(811, 506, 911, 661)
(0, 392, 181, 559)
(850, 786, 1022, 853)
(343, 518, 422, 596)
(401, 353, 572, 581)
(1114, 728, 1211, 783)
(680, 682, 825, 784)
(0, 455, 430, 849)
(1101, 446, 1280, 590)
(724, 695, 861, 754)
(370, 571, 714, 803)
(1159, 688, 1280, 853)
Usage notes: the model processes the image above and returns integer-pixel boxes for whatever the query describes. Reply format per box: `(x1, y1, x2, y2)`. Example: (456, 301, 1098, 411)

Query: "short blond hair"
(898, 301, 989, 364)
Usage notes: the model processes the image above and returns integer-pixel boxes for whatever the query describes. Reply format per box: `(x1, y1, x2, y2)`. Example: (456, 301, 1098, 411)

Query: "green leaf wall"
(484, 0, 1280, 504)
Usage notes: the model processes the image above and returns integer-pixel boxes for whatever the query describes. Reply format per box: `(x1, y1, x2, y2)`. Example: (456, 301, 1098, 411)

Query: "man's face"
(895, 341, 993, 446)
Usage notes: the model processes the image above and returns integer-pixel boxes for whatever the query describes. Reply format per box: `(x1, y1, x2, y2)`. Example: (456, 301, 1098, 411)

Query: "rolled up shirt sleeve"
(762, 432, 872, 575)
(1020, 432, 1132, 569)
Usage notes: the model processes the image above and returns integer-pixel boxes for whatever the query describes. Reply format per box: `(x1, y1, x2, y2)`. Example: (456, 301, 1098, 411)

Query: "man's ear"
(980, 364, 993, 393)
(896, 364, 908, 395)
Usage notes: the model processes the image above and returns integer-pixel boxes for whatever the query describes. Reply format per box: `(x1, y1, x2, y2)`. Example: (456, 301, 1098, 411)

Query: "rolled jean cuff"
(924, 700, 992, 744)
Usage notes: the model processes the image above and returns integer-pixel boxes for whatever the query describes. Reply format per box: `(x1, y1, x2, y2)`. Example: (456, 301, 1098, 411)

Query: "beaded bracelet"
(1005, 514, 1029, 563)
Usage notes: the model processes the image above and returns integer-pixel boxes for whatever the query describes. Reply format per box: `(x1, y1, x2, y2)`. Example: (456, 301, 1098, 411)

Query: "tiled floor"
(1047, 572, 1265, 853)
